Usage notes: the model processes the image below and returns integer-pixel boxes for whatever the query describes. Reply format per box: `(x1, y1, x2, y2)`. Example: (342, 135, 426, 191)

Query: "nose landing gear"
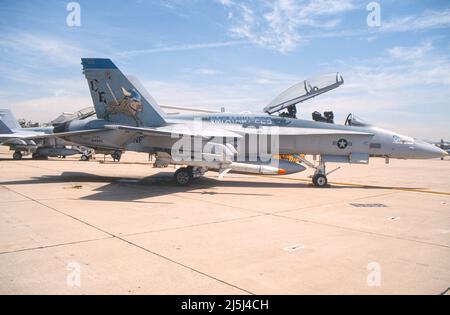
(297, 155, 339, 187)
(310, 158, 328, 187)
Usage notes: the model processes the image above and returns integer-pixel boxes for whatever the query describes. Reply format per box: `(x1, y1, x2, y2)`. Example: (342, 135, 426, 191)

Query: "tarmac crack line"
(0, 185, 255, 295)
(122, 214, 265, 237)
(270, 212, 450, 249)
(0, 236, 114, 255)
(170, 188, 399, 217)
(440, 286, 450, 295)
(142, 188, 449, 250)
(1, 161, 62, 173)
(259, 175, 450, 196)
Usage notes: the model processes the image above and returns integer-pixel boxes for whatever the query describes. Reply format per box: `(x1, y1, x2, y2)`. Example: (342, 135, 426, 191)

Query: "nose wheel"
(312, 174, 328, 187)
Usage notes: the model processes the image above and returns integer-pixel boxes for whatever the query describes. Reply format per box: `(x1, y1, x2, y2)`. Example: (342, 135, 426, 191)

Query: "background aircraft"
(50, 58, 447, 187)
(434, 139, 450, 160)
(0, 109, 88, 160)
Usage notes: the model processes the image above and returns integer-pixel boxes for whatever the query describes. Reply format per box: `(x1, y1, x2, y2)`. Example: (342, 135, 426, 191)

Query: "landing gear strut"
(311, 158, 328, 187)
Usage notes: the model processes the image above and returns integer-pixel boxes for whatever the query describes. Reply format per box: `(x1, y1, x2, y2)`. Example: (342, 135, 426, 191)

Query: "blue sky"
(0, 0, 449, 139)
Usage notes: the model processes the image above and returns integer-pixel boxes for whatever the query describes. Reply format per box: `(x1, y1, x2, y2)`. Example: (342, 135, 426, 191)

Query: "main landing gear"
(32, 153, 48, 160)
(174, 167, 193, 186)
(111, 151, 122, 162)
(13, 151, 22, 160)
(173, 166, 206, 186)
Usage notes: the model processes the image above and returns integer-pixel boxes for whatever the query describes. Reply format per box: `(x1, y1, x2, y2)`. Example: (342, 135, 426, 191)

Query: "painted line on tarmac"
(259, 176, 450, 196)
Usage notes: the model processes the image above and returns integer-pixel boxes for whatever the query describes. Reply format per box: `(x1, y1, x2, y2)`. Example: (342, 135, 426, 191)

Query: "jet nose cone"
(415, 142, 448, 159)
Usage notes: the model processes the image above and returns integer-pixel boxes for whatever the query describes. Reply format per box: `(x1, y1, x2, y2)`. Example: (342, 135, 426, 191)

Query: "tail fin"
(0, 109, 20, 134)
(81, 58, 166, 127)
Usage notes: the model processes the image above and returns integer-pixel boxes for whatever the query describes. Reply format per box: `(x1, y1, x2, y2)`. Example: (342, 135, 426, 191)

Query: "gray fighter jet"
(51, 58, 447, 187)
(0, 109, 87, 160)
(434, 139, 450, 160)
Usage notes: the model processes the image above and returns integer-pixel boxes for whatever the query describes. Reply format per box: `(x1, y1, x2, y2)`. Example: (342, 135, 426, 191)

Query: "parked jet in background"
(50, 58, 447, 187)
(434, 139, 450, 160)
(0, 109, 85, 160)
(51, 107, 123, 161)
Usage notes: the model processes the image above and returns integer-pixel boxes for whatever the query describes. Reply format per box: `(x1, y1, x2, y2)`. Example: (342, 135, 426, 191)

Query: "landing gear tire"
(81, 154, 89, 161)
(32, 153, 47, 160)
(174, 167, 193, 186)
(312, 174, 328, 187)
(111, 151, 122, 162)
(13, 151, 22, 160)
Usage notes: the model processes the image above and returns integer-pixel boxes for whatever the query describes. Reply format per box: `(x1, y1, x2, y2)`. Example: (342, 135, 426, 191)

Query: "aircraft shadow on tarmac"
(0, 171, 425, 203)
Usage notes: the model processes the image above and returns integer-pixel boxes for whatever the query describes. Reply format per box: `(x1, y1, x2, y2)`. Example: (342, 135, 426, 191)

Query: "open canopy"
(263, 72, 344, 115)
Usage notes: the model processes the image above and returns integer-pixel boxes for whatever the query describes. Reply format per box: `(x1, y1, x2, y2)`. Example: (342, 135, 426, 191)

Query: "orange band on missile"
(278, 168, 286, 175)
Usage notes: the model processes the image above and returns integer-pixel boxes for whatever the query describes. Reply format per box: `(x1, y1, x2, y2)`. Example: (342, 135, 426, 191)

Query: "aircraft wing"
(19, 129, 105, 140)
(27, 124, 371, 143)
(0, 131, 48, 141)
(105, 124, 371, 138)
(104, 125, 243, 138)
(263, 73, 344, 114)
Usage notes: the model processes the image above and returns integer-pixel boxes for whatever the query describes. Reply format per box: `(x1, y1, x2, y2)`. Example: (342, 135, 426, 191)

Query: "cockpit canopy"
(344, 113, 372, 127)
(264, 73, 344, 115)
(51, 107, 96, 126)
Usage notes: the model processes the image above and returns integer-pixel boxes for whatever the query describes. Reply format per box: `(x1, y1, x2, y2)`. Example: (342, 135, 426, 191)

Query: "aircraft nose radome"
(417, 142, 448, 159)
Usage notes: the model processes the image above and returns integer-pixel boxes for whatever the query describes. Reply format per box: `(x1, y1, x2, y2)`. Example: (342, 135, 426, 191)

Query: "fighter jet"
(0, 109, 86, 160)
(51, 58, 447, 187)
(434, 139, 450, 160)
(51, 107, 123, 161)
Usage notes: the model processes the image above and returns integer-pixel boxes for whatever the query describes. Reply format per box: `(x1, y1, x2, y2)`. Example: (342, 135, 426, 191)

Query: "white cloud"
(116, 41, 244, 58)
(380, 9, 450, 32)
(0, 33, 86, 65)
(387, 41, 433, 61)
(219, 0, 356, 53)
(5, 95, 91, 123)
(194, 68, 223, 76)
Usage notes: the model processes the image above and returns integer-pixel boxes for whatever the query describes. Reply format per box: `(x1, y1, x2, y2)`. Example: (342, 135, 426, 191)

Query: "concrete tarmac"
(0, 146, 449, 294)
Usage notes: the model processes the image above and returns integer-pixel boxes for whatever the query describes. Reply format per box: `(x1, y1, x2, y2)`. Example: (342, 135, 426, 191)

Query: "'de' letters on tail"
(81, 58, 166, 127)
